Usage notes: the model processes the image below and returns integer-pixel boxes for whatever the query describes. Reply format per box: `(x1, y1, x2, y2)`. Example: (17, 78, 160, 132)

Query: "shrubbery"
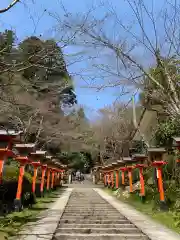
(0, 165, 50, 215)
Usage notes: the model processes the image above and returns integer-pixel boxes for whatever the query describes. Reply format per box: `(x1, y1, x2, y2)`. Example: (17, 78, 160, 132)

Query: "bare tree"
(90, 102, 137, 165)
(52, 0, 180, 117)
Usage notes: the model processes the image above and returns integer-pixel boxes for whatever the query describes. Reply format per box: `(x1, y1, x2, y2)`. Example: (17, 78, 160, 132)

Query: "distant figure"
(80, 173, 84, 183)
(76, 171, 81, 182)
(68, 173, 72, 184)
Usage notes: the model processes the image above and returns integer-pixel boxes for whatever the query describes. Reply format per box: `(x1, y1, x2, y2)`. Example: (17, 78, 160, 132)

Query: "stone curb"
(11, 188, 73, 240)
(94, 188, 180, 240)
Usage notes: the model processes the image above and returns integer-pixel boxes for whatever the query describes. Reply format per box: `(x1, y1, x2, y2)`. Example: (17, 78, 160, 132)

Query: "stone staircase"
(53, 188, 149, 240)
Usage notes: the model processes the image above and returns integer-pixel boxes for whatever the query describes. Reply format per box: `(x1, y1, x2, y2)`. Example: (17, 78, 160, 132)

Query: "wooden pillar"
(152, 161, 167, 208)
(14, 157, 29, 211)
(16, 165, 25, 200)
(148, 148, 167, 210)
(157, 167, 165, 201)
(51, 169, 55, 189)
(0, 157, 4, 184)
(40, 165, 47, 197)
(134, 163, 146, 201)
(115, 170, 119, 189)
(54, 171, 58, 187)
(121, 171, 125, 185)
(127, 166, 133, 193)
(107, 172, 111, 187)
(139, 167, 145, 196)
(32, 162, 41, 195)
(111, 171, 114, 188)
(104, 172, 107, 186)
(132, 154, 147, 202)
(46, 168, 51, 191)
(32, 167, 37, 193)
(120, 167, 126, 187)
(0, 150, 10, 184)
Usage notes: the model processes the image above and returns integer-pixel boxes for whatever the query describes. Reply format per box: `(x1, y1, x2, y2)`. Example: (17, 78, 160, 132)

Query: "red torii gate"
(14, 143, 36, 211)
(0, 130, 23, 184)
(30, 151, 47, 197)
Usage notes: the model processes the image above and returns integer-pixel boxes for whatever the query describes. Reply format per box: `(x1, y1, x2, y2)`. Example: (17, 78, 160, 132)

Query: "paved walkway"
(53, 188, 148, 240)
(11, 181, 180, 240)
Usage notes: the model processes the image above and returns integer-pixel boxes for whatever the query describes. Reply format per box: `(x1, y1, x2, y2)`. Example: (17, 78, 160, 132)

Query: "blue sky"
(0, 0, 165, 119)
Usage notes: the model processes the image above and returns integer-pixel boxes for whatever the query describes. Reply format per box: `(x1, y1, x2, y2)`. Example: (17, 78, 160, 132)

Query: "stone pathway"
(10, 181, 180, 240)
(53, 188, 149, 240)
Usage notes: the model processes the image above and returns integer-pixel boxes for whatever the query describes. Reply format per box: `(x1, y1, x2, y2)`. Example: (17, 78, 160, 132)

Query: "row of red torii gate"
(0, 129, 67, 211)
(96, 137, 180, 210)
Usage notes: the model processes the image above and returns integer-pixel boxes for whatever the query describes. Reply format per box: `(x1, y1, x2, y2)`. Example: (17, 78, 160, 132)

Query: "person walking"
(76, 170, 80, 183)
(80, 173, 84, 184)
(68, 171, 72, 184)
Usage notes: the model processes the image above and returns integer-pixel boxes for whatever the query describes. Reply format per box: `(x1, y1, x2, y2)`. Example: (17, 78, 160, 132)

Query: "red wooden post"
(107, 172, 111, 187)
(102, 165, 110, 187)
(152, 161, 167, 202)
(111, 170, 114, 188)
(14, 143, 36, 210)
(120, 167, 126, 187)
(132, 154, 147, 202)
(46, 167, 51, 191)
(30, 151, 47, 197)
(31, 161, 41, 194)
(14, 156, 30, 211)
(126, 166, 134, 193)
(134, 164, 146, 198)
(40, 164, 47, 197)
(104, 172, 107, 186)
(112, 162, 119, 189)
(51, 168, 55, 189)
(115, 170, 119, 189)
(148, 148, 168, 210)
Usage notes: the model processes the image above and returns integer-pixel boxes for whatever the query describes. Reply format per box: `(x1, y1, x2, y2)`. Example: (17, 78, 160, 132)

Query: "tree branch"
(0, 0, 20, 14)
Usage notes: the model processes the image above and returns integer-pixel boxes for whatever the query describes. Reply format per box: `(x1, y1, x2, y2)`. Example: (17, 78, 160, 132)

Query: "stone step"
(59, 219, 129, 224)
(56, 227, 142, 234)
(54, 189, 149, 240)
(64, 209, 117, 212)
(62, 213, 122, 217)
(60, 216, 126, 220)
(67, 203, 109, 205)
(67, 199, 107, 201)
(66, 203, 112, 205)
(53, 233, 149, 240)
(63, 210, 122, 217)
(62, 212, 121, 216)
(58, 223, 136, 228)
(66, 206, 112, 208)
